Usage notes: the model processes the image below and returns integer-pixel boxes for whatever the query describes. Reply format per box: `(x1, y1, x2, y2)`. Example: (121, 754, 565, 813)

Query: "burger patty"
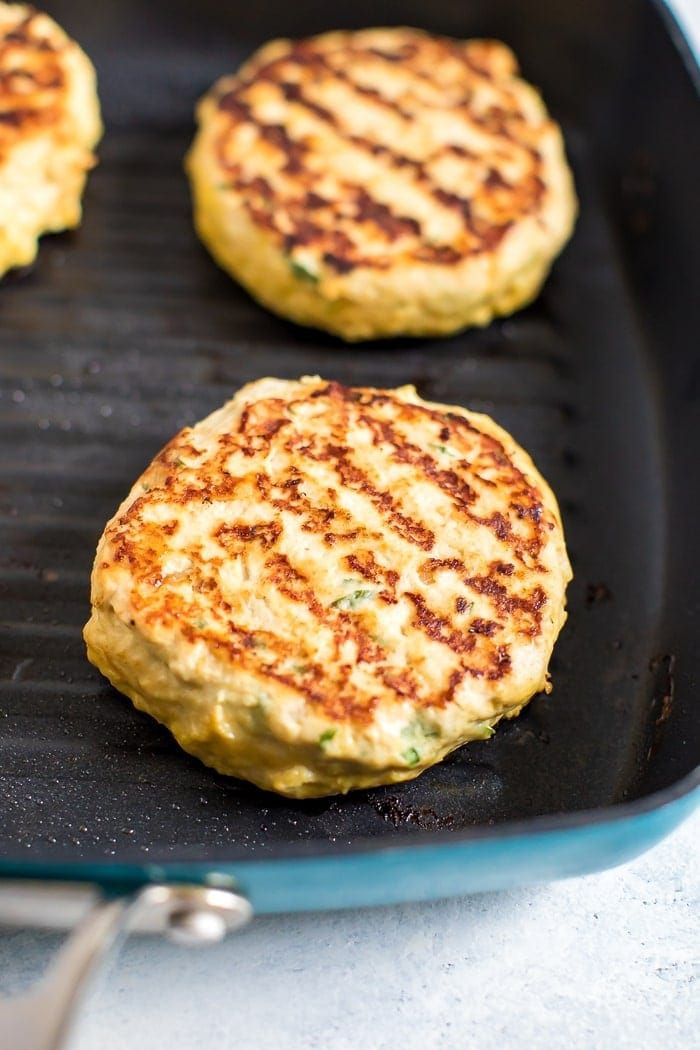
(0, 3, 101, 276)
(84, 376, 572, 797)
(187, 27, 576, 340)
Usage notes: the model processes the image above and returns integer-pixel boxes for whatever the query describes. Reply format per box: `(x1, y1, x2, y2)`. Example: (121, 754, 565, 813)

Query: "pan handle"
(0, 884, 252, 1050)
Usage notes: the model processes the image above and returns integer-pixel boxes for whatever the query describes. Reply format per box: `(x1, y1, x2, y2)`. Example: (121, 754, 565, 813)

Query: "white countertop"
(1, 3, 699, 1048)
(671, 0, 700, 48)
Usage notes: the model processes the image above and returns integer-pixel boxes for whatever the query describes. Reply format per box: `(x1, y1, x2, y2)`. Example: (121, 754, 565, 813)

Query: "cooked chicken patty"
(187, 27, 576, 341)
(85, 376, 571, 797)
(0, 3, 101, 277)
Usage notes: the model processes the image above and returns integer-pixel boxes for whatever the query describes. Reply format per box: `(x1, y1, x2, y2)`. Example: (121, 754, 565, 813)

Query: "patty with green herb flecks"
(84, 376, 571, 797)
(186, 26, 576, 341)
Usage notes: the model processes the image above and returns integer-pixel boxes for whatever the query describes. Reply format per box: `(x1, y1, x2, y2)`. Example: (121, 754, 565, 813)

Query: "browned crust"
(208, 30, 551, 273)
(101, 381, 561, 725)
(0, 8, 69, 156)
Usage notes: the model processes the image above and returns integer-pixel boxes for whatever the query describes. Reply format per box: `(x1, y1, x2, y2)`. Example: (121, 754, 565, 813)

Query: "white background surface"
(1, 3, 699, 1048)
(672, 0, 700, 48)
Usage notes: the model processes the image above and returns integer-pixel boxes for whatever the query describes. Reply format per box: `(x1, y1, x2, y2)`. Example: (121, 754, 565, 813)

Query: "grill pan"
(0, 0, 698, 932)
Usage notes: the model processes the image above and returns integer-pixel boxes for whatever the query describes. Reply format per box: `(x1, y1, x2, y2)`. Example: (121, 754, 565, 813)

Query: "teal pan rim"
(0, 772, 697, 914)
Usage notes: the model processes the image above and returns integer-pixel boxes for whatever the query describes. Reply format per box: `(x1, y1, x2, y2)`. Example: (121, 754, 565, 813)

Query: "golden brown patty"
(0, 3, 101, 276)
(187, 27, 577, 340)
(85, 377, 572, 797)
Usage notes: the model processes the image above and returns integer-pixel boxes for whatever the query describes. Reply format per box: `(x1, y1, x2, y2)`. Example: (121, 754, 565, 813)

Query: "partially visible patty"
(187, 27, 576, 340)
(0, 3, 101, 276)
(85, 376, 572, 798)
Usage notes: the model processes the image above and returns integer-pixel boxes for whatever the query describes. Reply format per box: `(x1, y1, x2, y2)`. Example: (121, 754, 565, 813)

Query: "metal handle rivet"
(166, 905, 229, 946)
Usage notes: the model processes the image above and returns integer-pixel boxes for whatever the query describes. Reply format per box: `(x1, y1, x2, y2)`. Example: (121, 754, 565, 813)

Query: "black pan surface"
(0, 0, 698, 865)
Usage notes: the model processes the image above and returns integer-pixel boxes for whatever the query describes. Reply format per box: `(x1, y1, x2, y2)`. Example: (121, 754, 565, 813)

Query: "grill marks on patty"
(0, 10, 67, 154)
(106, 382, 556, 722)
(212, 32, 548, 273)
